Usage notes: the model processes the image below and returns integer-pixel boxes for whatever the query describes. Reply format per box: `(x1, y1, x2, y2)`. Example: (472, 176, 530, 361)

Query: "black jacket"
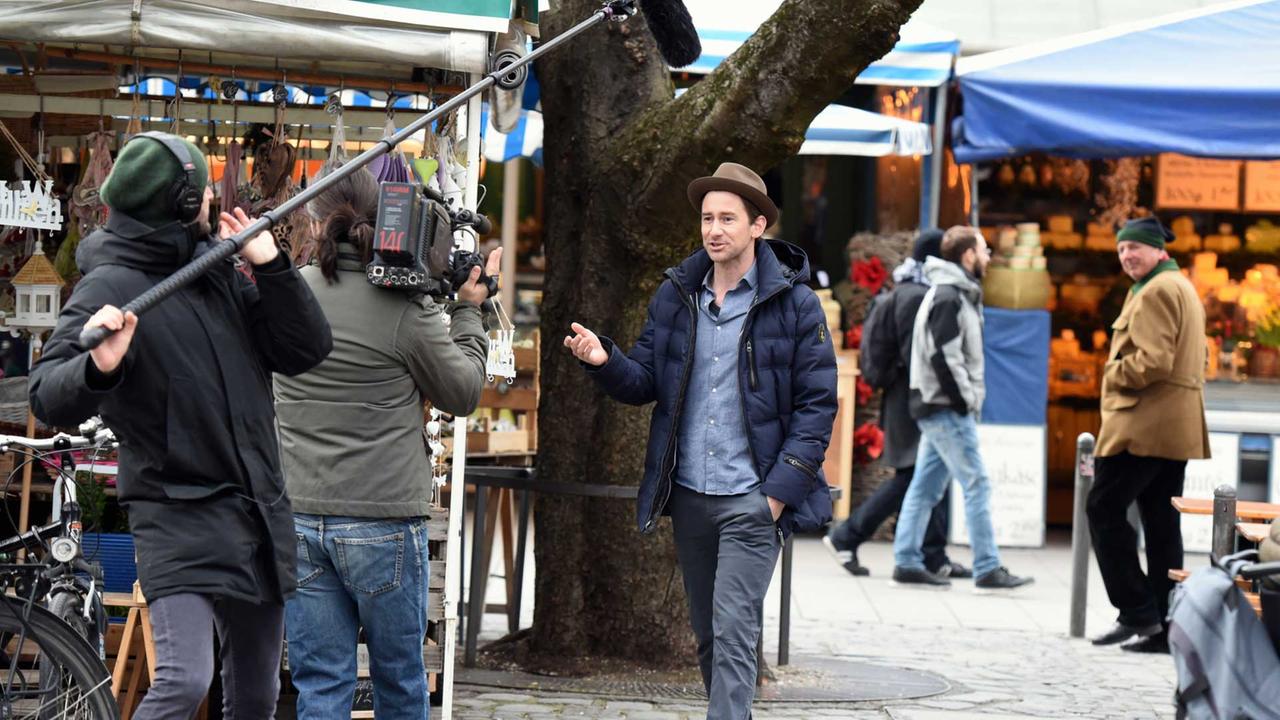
(30, 213, 332, 604)
(879, 280, 928, 470)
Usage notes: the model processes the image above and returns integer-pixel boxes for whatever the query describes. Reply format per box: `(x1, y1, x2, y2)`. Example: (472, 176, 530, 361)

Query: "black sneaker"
(823, 534, 870, 576)
(974, 566, 1034, 593)
(934, 561, 973, 579)
(891, 566, 951, 589)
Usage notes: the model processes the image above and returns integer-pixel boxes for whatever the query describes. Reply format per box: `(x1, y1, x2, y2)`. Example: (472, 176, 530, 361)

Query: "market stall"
(949, 0, 1280, 549)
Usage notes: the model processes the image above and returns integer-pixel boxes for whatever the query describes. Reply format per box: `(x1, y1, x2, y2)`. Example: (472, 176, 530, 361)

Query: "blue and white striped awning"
(799, 104, 932, 157)
(683, 3, 959, 86)
(481, 104, 544, 165)
(482, 100, 931, 164)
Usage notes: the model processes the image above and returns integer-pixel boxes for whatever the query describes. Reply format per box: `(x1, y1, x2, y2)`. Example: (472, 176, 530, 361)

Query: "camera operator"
(29, 132, 333, 718)
(274, 163, 496, 719)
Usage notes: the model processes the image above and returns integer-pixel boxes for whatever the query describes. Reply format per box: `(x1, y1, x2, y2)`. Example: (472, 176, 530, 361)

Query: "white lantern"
(8, 245, 64, 332)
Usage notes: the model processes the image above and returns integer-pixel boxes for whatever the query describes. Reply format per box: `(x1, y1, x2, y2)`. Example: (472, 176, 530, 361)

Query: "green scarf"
(1131, 259, 1179, 295)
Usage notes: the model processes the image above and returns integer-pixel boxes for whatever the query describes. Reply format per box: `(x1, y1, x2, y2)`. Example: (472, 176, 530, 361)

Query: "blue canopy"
(952, 0, 1280, 163)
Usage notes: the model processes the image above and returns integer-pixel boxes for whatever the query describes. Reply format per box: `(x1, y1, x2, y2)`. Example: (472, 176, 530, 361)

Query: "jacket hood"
(922, 256, 982, 302)
(78, 212, 204, 275)
(669, 239, 811, 298)
(892, 257, 931, 287)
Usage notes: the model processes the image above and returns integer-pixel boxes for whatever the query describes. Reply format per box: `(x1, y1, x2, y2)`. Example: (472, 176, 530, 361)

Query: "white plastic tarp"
(0, 0, 491, 73)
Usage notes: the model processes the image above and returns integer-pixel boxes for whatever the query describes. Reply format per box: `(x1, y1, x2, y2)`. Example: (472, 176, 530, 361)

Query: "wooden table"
(1237, 522, 1272, 544)
(1170, 497, 1280, 521)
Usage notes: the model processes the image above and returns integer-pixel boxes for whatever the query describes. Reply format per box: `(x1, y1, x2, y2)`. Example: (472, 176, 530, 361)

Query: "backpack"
(858, 289, 901, 390)
(1167, 550, 1280, 719)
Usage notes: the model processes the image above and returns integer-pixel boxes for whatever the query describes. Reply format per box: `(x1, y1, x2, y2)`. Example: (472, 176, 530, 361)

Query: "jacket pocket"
(1102, 393, 1140, 411)
(784, 455, 818, 479)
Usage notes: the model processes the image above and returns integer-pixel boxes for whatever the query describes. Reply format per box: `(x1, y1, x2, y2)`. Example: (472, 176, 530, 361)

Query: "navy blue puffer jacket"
(588, 240, 837, 537)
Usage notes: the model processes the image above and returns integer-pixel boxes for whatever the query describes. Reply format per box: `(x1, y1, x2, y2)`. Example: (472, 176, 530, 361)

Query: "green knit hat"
(1116, 216, 1174, 251)
(100, 134, 209, 226)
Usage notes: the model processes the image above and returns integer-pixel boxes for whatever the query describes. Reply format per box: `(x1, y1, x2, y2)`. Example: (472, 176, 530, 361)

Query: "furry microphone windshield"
(639, 0, 702, 68)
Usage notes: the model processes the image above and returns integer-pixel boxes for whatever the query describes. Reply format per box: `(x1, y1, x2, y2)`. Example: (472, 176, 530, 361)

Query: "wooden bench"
(1167, 569, 1262, 614)
(1170, 497, 1280, 521)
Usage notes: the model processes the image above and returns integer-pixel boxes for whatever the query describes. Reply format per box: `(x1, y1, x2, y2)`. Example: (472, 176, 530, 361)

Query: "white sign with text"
(948, 423, 1046, 549)
(1181, 432, 1240, 554)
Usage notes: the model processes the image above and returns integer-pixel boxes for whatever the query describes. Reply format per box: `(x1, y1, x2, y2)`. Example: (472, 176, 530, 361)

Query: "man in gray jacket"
(891, 226, 1033, 592)
(274, 165, 495, 719)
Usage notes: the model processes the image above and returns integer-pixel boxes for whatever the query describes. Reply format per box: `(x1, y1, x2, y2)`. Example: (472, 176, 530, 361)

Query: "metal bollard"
(1069, 433, 1095, 639)
(1211, 485, 1238, 561)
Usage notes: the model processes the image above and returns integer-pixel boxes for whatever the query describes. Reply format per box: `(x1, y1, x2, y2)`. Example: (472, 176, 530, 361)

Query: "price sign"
(1155, 154, 1242, 212)
(1244, 160, 1280, 213)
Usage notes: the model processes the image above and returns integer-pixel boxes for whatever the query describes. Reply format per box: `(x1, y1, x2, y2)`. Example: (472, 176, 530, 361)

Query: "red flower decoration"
(850, 256, 888, 295)
(853, 422, 884, 465)
(845, 324, 862, 350)
(855, 378, 874, 407)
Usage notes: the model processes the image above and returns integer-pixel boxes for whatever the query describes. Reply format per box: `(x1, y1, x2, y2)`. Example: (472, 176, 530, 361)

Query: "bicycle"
(0, 417, 120, 719)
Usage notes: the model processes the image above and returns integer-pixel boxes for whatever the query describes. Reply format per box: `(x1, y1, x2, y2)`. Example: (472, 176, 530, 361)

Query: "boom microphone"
(639, 0, 701, 68)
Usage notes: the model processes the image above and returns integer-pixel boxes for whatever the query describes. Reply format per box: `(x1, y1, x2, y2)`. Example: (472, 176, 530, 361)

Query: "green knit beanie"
(100, 134, 209, 226)
(1116, 216, 1174, 251)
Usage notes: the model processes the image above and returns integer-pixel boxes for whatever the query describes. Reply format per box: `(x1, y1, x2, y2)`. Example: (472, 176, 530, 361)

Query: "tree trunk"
(533, 0, 922, 662)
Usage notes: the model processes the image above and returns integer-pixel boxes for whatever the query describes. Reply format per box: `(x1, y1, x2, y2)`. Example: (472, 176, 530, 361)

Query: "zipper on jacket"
(785, 456, 818, 479)
(733, 284, 791, 487)
(645, 281, 697, 533)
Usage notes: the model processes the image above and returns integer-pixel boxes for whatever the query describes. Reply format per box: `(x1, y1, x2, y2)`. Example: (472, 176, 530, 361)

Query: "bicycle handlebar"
(0, 417, 116, 454)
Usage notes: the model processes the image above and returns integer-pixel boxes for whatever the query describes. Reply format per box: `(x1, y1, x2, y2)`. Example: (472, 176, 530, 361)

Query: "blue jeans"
(893, 410, 1001, 578)
(286, 514, 431, 720)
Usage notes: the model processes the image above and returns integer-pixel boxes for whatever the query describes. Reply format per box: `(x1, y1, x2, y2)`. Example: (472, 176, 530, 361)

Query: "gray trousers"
(670, 483, 781, 720)
(133, 593, 284, 720)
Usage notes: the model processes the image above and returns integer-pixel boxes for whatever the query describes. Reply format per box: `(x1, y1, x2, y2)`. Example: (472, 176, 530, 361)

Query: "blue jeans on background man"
(286, 514, 431, 720)
(893, 410, 1001, 578)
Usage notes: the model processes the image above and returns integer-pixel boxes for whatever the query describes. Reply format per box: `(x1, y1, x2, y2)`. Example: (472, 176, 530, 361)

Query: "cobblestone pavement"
(451, 537, 1181, 719)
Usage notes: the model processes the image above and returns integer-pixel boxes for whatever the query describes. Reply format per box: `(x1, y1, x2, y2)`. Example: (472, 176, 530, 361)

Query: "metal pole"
(1211, 485, 1238, 561)
(78, 0, 636, 350)
(922, 83, 948, 230)
(1069, 432, 1095, 638)
(778, 535, 793, 666)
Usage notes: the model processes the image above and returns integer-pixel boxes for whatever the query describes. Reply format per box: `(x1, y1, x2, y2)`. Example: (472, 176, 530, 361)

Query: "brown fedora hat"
(687, 162, 779, 227)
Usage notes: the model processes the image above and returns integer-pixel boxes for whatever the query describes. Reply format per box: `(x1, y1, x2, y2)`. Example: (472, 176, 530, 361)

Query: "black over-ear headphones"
(133, 131, 204, 224)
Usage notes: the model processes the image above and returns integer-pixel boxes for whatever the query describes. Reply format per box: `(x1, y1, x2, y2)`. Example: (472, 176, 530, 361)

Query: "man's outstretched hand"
(563, 322, 608, 367)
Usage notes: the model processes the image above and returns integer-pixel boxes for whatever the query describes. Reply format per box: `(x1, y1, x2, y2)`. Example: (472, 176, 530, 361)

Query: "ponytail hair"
(307, 162, 379, 283)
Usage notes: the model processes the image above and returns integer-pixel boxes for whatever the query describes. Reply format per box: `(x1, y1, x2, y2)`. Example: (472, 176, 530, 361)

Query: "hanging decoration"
(370, 114, 411, 184)
(485, 298, 517, 384)
(69, 131, 114, 236)
(0, 181, 62, 232)
(1095, 158, 1144, 230)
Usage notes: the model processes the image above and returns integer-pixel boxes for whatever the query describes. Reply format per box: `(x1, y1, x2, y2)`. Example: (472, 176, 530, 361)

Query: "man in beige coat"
(1088, 216, 1210, 655)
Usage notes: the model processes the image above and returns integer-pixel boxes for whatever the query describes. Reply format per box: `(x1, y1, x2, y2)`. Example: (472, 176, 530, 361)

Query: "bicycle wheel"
(0, 599, 118, 719)
(45, 589, 105, 661)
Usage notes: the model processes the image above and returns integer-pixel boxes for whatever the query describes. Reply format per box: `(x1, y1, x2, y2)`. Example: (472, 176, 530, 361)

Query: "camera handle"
(78, 0, 639, 350)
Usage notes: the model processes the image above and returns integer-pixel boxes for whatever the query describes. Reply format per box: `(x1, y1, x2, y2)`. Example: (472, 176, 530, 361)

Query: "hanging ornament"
(485, 298, 517, 385)
(0, 181, 62, 232)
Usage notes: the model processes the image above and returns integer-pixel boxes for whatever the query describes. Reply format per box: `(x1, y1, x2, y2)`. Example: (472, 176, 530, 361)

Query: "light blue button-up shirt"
(675, 262, 760, 495)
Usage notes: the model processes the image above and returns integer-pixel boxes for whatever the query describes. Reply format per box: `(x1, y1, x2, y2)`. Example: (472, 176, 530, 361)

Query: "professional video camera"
(368, 181, 498, 299)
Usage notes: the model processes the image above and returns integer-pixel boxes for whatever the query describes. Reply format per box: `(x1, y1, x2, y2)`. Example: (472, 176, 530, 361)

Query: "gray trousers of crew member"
(670, 482, 781, 720)
(132, 593, 285, 720)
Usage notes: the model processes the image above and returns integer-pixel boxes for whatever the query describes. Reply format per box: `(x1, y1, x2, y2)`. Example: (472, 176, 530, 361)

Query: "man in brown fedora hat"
(565, 162, 837, 719)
